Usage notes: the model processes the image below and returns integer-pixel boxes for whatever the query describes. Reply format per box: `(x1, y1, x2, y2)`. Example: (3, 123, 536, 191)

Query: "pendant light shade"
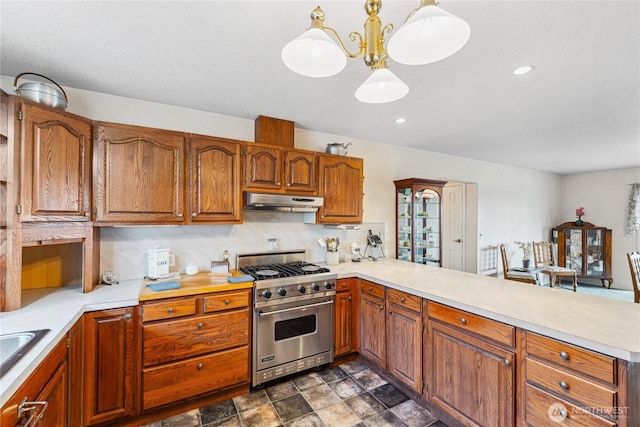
(387, 4, 470, 65)
(281, 28, 347, 78)
(355, 68, 409, 104)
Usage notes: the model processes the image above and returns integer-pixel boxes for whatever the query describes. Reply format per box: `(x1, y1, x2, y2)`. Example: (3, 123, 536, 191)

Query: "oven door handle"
(258, 300, 333, 317)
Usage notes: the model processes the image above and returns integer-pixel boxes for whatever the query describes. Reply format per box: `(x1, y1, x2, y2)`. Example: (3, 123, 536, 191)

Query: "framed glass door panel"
(586, 229, 604, 276)
(566, 229, 583, 272)
(397, 187, 412, 261)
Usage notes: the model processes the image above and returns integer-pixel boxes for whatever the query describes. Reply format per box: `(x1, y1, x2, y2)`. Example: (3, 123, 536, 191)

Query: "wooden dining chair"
(533, 241, 578, 292)
(626, 252, 640, 303)
(499, 244, 538, 284)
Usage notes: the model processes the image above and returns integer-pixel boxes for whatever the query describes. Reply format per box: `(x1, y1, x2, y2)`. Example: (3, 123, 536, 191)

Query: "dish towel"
(146, 281, 181, 292)
(227, 274, 255, 283)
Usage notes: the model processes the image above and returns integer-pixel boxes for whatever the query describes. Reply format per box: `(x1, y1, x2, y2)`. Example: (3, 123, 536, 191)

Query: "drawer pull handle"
(503, 359, 511, 367)
(460, 318, 467, 325)
(18, 398, 48, 427)
(559, 351, 569, 360)
(167, 307, 174, 313)
(225, 300, 231, 305)
(559, 381, 568, 390)
(400, 297, 405, 303)
(197, 322, 203, 330)
(197, 363, 203, 370)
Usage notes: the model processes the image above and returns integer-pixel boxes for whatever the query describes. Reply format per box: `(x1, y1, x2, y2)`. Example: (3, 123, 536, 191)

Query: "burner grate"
(239, 262, 330, 280)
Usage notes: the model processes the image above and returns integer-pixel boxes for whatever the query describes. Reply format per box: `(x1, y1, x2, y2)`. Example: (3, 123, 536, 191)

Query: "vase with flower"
(575, 207, 585, 226)
(514, 241, 532, 269)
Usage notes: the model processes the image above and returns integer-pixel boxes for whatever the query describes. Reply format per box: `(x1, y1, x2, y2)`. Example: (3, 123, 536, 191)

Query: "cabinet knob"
(559, 381, 568, 390)
(388, 309, 392, 314)
(197, 322, 203, 330)
(277, 182, 281, 186)
(400, 297, 405, 303)
(197, 363, 203, 370)
(379, 305, 384, 311)
(460, 317, 467, 325)
(503, 359, 511, 367)
(559, 351, 569, 360)
(192, 213, 197, 217)
(286, 183, 291, 187)
(124, 313, 132, 321)
(167, 307, 174, 313)
(348, 296, 352, 301)
(559, 408, 567, 418)
(369, 286, 373, 291)
(177, 213, 184, 217)
(225, 299, 231, 305)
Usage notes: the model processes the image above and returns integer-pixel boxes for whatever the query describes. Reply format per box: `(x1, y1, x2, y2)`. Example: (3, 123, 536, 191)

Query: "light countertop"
(2, 258, 639, 407)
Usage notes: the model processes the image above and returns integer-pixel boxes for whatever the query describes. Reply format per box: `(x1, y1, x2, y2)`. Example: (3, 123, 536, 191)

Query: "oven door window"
(275, 314, 316, 341)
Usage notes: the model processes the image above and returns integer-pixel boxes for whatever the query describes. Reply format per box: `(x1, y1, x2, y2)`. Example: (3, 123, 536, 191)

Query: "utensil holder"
(326, 251, 339, 266)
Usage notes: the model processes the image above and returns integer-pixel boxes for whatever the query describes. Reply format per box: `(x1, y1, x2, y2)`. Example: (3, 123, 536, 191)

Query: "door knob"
(454, 239, 462, 243)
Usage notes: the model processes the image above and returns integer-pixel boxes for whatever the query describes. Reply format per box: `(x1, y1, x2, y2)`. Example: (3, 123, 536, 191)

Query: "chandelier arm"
(322, 26, 364, 59)
(402, 0, 438, 24)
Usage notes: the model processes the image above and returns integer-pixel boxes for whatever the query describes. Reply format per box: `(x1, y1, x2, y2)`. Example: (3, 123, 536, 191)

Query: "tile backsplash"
(100, 212, 386, 280)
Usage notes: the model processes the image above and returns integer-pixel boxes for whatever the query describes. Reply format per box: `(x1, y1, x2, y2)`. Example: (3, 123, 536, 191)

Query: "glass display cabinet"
(394, 178, 446, 267)
(552, 221, 612, 288)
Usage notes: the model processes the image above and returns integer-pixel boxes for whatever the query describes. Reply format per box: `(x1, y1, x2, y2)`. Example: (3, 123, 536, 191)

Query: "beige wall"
(15, 77, 637, 289)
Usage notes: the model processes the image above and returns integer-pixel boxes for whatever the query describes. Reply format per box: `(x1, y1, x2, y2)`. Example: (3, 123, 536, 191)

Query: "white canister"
(326, 251, 339, 266)
(186, 263, 198, 276)
(148, 248, 170, 279)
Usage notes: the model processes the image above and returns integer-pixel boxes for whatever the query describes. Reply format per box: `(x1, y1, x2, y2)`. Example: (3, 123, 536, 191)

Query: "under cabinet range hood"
(244, 192, 324, 212)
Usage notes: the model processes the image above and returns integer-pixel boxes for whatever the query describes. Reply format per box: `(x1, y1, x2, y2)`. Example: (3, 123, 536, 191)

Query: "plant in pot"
(514, 241, 532, 269)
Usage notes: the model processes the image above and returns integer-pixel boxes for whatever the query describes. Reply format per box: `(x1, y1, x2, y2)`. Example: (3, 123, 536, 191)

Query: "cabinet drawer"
(203, 290, 250, 313)
(387, 288, 421, 313)
(337, 278, 355, 292)
(143, 346, 250, 409)
(525, 384, 616, 427)
(427, 301, 514, 347)
(361, 281, 385, 299)
(143, 298, 197, 322)
(526, 333, 615, 384)
(143, 310, 250, 366)
(527, 358, 616, 409)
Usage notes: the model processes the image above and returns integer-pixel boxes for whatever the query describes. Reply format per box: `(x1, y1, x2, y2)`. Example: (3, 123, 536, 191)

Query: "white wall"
(562, 167, 640, 290)
(2, 77, 565, 282)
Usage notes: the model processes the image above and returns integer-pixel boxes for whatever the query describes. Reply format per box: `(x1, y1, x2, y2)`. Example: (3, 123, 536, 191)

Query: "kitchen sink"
(0, 329, 49, 377)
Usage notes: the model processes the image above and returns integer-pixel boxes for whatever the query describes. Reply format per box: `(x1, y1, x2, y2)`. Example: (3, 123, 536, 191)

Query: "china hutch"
(552, 221, 613, 287)
(394, 178, 446, 267)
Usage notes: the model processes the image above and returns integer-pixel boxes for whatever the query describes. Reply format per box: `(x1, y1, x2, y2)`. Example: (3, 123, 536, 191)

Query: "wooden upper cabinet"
(19, 101, 92, 222)
(284, 149, 317, 194)
(94, 122, 186, 224)
(243, 143, 283, 191)
(316, 154, 363, 224)
(188, 135, 242, 223)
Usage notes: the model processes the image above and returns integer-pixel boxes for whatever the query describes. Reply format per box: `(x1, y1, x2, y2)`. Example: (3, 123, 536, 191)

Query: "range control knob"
(297, 285, 306, 294)
(311, 283, 320, 291)
(277, 288, 287, 297)
(261, 290, 272, 299)
(324, 281, 333, 290)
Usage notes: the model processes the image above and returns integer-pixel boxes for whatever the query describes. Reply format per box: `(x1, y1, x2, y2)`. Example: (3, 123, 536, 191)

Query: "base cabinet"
(334, 278, 358, 357)
(83, 306, 140, 425)
(359, 280, 386, 367)
(426, 302, 515, 427)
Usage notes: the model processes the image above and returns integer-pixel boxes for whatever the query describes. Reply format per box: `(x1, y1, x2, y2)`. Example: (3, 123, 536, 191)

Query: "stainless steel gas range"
(237, 250, 337, 387)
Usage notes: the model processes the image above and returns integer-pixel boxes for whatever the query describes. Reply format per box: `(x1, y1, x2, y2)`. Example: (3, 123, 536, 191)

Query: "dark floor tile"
(389, 400, 437, 427)
(293, 372, 324, 390)
(266, 380, 299, 401)
(316, 366, 348, 383)
(340, 359, 370, 375)
(202, 415, 243, 427)
(234, 389, 270, 412)
(200, 399, 237, 424)
(345, 393, 387, 419)
(363, 410, 407, 427)
(353, 370, 388, 391)
(370, 383, 409, 409)
(272, 393, 314, 422)
(284, 412, 325, 427)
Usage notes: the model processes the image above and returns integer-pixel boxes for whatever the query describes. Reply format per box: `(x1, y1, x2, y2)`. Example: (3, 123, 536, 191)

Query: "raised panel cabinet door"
(428, 321, 515, 427)
(244, 144, 283, 191)
(20, 102, 92, 221)
(284, 149, 317, 194)
(188, 135, 242, 223)
(334, 290, 354, 356)
(359, 293, 386, 368)
(387, 303, 423, 393)
(317, 155, 363, 224)
(83, 307, 139, 425)
(36, 360, 68, 427)
(94, 122, 186, 224)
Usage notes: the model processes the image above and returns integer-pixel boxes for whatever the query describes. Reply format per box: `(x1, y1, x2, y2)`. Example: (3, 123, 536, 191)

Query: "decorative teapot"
(325, 142, 352, 155)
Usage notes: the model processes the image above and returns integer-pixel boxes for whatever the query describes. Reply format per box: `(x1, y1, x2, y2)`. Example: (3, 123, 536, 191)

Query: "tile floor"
(143, 358, 449, 427)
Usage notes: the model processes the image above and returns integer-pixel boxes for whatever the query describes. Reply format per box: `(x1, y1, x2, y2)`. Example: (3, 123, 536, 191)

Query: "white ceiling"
(1, 1, 638, 175)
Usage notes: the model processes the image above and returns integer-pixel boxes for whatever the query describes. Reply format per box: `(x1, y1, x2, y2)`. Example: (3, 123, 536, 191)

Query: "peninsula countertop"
(2, 258, 639, 407)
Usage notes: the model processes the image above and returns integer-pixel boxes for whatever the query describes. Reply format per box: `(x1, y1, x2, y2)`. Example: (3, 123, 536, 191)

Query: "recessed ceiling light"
(395, 118, 407, 124)
(512, 65, 535, 75)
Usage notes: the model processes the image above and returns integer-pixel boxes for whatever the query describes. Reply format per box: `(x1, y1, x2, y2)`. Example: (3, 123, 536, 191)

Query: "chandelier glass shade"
(281, 0, 470, 104)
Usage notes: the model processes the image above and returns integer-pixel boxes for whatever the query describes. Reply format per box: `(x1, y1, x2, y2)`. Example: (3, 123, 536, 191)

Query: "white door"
(442, 184, 465, 271)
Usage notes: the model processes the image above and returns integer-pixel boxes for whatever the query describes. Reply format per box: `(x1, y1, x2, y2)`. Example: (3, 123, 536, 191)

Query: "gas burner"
(255, 269, 279, 276)
(301, 265, 321, 272)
